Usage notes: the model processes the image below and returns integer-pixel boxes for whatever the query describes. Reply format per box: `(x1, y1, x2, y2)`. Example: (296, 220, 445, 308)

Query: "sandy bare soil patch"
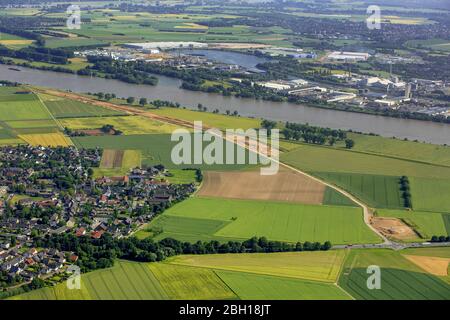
(198, 168, 326, 204)
(100, 149, 124, 169)
(371, 217, 418, 241)
(403, 255, 450, 276)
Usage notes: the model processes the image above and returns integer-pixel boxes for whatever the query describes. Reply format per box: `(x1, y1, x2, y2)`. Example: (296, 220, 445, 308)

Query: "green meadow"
(149, 197, 381, 244)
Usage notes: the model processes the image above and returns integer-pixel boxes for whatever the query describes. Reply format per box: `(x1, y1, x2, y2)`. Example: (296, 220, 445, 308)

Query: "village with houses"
(0, 145, 196, 291)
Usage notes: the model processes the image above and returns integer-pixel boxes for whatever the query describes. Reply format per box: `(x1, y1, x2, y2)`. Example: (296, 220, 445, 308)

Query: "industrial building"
(328, 51, 370, 62)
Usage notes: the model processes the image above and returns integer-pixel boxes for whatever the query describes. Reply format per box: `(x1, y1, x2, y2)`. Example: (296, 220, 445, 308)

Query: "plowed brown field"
(198, 168, 326, 204)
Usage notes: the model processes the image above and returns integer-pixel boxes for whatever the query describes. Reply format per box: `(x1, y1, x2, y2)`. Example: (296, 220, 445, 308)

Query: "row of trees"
(0, 45, 70, 64)
(399, 176, 412, 208)
(35, 233, 332, 273)
(279, 122, 355, 148)
(430, 235, 450, 243)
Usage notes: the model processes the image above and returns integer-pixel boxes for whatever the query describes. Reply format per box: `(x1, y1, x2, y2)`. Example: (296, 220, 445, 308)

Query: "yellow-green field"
(18, 133, 73, 147)
(149, 263, 237, 300)
(167, 250, 347, 282)
(60, 116, 182, 135)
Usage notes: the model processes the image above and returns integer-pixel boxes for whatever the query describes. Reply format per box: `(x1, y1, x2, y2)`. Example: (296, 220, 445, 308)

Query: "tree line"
(399, 176, 412, 208)
(34, 234, 332, 274)
(278, 122, 355, 148)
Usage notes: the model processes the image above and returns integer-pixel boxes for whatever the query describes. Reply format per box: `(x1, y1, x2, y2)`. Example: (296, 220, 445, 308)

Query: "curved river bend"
(0, 64, 449, 145)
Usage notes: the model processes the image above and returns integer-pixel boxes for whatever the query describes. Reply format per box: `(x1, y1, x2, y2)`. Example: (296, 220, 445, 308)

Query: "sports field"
(198, 169, 326, 205)
(217, 271, 351, 300)
(60, 116, 182, 135)
(18, 133, 72, 147)
(43, 98, 125, 118)
(338, 249, 450, 300)
(315, 172, 404, 209)
(168, 250, 346, 282)
(149, 197, 381, 244)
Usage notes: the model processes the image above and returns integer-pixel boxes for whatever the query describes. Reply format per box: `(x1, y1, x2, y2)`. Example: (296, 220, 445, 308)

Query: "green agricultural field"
(281, 144, 450, 179)
(316, 172, 404, 209)
(151, 108, 261, 130)
(60, 116, 182, 135)
(410, 177, 450, 213)
(149, 263, 236, 300)
(145, 215, 236, 243)
(322, 187, 358, 207)
(217, 271, 351, 300)
(347, 133, 450, 167)
(338, 249, 450, 300)
(168, 250, 347, 282)
(376, 209, 449, 239)
(10, 260, 168, 300)
(73, 134, 256, 171)
(151, 197, 381, 244)
(43, 99, 125, 118)
(0, 99, 52, 121)
(6, 120, 58, 129)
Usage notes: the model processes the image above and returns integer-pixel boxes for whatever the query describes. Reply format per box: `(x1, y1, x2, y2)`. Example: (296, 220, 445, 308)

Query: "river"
(0, 64, 449, 145)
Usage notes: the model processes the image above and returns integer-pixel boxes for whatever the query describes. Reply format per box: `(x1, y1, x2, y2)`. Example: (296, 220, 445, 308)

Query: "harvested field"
(198, 168, 326, 205)
(403, 255, 450, 276)
(100, 149, 125, 169)
(371, 217, 417, 241)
